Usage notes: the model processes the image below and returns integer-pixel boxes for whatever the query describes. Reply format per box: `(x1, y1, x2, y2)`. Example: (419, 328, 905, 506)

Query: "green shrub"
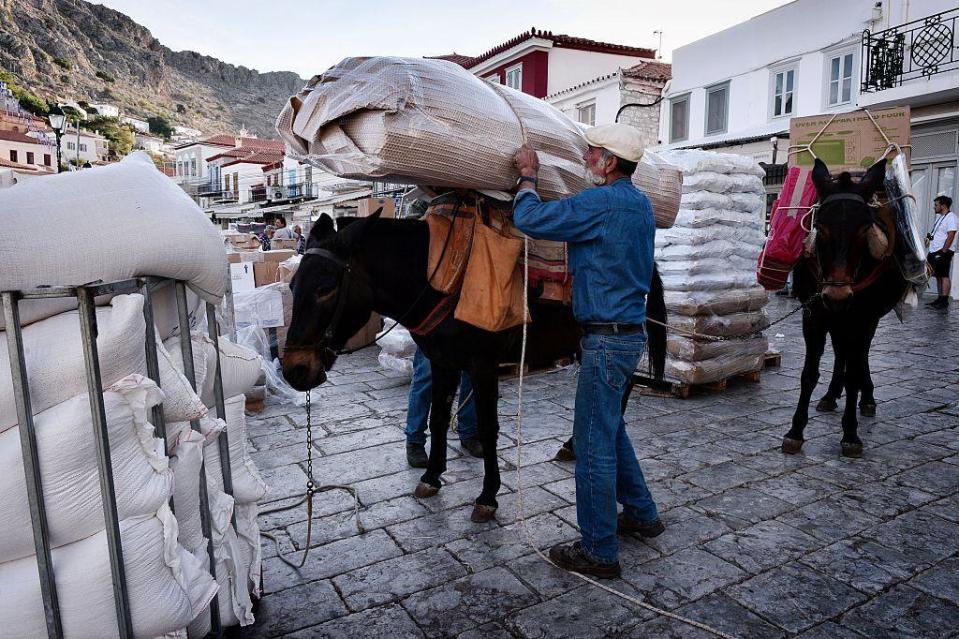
(147, 114, 174, 140)
(95, 70, 115, 83)
(53, 56, 71, 70)
(0, 71, 50, 116)
(176, 103, 186, 114)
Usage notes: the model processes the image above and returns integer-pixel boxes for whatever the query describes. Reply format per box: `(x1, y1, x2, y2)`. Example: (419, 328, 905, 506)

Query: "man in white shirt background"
(272, 216, 295, 241)
(927, 195, 957, 310)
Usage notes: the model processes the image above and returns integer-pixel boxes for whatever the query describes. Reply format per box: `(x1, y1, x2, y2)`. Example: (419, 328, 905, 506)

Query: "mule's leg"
(415, 363, 458, 497)
(817, 338, 844, 412)
(784, 318, 828, 454)
(840, 329, 869, 458)
(858, 322, 879, 417)
(468, 363, 500, 522)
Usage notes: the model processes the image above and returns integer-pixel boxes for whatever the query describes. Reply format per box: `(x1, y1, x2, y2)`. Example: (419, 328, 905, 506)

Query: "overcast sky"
(97, 0, 794, 78)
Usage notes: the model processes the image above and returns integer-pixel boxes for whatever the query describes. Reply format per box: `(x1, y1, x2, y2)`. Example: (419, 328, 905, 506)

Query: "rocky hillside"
(0, 0, 306, 137)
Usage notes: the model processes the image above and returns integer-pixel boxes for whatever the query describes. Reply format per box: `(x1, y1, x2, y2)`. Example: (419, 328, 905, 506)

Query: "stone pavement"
(237, 296, 959, 638)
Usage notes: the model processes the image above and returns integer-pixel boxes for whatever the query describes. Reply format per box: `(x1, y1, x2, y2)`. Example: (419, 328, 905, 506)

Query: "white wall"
(547, 77, 621, 126)
(0, 138, 53, 169)
(547, 49, 651, 96)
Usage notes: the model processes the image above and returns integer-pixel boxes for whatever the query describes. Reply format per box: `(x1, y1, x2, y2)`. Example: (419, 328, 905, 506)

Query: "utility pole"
(653, 30, 663, 60)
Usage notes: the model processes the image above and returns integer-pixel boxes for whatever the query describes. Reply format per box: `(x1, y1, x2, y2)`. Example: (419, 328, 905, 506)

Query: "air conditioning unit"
(266, 185, 285, 201)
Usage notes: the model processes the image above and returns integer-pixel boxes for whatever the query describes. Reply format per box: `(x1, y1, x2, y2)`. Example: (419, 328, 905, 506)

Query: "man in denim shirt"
(512, 123, 663, 579)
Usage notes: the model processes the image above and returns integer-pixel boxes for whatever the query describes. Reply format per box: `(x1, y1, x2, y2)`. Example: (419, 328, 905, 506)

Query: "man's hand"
(514, 144, 540, 178)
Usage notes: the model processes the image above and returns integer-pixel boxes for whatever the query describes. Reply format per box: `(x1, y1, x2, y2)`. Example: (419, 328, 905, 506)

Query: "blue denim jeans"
(573, 332, 659, 563)
(405, 348, 478, 444)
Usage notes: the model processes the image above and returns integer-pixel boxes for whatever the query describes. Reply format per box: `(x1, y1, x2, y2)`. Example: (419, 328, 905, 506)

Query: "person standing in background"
(927, 195, 957, 310)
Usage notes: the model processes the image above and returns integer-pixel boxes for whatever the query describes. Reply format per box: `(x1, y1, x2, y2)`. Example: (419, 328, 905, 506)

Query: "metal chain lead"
(305, 391, 315, 495)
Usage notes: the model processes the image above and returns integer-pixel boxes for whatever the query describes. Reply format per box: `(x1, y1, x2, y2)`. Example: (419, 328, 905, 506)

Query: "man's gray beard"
(585, 167, 606, 186)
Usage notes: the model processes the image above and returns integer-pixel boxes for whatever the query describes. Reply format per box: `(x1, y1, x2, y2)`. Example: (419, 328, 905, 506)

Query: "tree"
(147, 115, 174, 140)
(82, 116, 135, 158)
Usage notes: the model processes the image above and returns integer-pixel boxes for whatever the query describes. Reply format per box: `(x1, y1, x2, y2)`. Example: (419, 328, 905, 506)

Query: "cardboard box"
(261, 249, 296, 263)
(357, 197, 396, 218)
(227, 234, 260, 250)
(789, 106, 910, 172)
(230, 262, 256, 293)
(344, 313, 382, 352)
(271, 238, 298, 251)
(253, 261, 281, 287)
(227, 253, 241, 264)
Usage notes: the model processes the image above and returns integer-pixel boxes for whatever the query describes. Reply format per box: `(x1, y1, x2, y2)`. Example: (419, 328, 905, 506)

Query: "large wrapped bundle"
(652, 150, 770, 385)
(277, 56, 588, 201)
(0, 153, 228, 329)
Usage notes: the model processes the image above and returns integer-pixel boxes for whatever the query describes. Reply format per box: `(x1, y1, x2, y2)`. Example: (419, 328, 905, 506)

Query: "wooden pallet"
(498, 356, 571, 379)
(634, 350, 782, 399)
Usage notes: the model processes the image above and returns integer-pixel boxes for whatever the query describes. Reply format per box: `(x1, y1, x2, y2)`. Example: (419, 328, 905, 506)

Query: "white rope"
(512, 236, 738, 639)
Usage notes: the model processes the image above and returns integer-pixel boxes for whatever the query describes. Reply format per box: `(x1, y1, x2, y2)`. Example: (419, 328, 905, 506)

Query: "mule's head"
(808, 159, 889, 307)
(282, 212, 379, 391)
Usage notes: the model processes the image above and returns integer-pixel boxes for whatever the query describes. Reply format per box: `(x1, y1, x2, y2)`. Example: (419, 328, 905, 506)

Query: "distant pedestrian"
(293, 224, 305, 254)
(927, 195, 957, 310)
(272, 216, 294, 241)
(259, 225, 275, 251)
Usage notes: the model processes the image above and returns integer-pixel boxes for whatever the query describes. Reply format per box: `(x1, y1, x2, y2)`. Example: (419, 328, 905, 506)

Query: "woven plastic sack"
(0, 376, 171, 562)
(658, 256, 756, 277)
(673, 208, 759, 229)
(663, 287, 769, 317)
(660, 271, 761, 292)
(657, 239, 761, 262)
(681, 171, 764, 195)
(204, 395, 267, 505)
(632, 150, 683, 228)
(235, 502, 263, 598)
(0, 152, 227, 303)
(669, 310, 770, 338)
(667, 334, 769, 361)
(657, 149, 766, 178)
(276, 56, 589, 201)
(666, 350, 766, 384)
(0, 504, 217, 639)
(656, 225, 765, 248)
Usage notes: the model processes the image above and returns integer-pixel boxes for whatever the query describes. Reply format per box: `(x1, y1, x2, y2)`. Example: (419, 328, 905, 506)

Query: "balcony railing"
(862, 7, 959, 92)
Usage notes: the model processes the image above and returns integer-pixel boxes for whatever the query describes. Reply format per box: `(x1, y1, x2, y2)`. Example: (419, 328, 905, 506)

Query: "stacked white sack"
(0, 295, 217, 637)
(654, 150, 770, 385)
(377, 317, 417, 379)
(0, 152, 227, 331)
(163, 332, 267, 632)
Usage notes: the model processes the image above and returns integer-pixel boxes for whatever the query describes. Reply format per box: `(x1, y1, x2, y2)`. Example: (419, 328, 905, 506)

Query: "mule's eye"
(315, 288, 336, 304)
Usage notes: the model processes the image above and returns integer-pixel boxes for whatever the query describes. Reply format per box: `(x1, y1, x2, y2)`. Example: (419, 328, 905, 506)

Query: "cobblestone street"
(238, 296, 959, 638)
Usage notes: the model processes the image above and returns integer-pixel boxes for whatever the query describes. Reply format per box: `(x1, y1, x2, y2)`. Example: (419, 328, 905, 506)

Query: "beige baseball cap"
(584, 123, 645, 162)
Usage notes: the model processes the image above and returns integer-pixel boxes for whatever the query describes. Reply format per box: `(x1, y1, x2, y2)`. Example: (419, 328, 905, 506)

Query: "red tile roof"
(221, 151, 285, 168)
(622, 60, 672, 82)
(0, 129, 45, 144)
(434, 28, 656, 69)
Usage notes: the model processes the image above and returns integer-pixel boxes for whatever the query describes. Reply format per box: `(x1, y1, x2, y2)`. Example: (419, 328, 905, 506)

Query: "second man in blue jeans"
(406, 347, 484, 467)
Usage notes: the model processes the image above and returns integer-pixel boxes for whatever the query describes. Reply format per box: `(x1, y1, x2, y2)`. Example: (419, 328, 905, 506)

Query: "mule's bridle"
(303, 247, 353, 348)
(809, 192, 890, 292)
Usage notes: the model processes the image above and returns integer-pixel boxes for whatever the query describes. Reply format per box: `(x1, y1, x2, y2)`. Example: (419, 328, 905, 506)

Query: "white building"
(0, 129, 55, 172)
(660, 0, 959, 294)
(88, 103, 120, 118)
(134, 133, 164, 154)
(120, 115, 150, 133)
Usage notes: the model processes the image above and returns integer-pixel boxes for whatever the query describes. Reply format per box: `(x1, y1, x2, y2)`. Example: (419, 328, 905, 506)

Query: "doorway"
(911, 161, 958, 294)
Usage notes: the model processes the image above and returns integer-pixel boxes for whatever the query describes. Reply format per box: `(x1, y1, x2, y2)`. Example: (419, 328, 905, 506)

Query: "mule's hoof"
(782, 437, 804, 455)
(816, 398, 837, 412)
(470, 504, 497, 523)
(841, 441, 863, 458)
(859, 403, 877, 417)
(413, 482, 440, 498)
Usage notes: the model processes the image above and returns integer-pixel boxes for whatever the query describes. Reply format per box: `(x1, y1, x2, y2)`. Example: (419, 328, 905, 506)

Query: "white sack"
(667, 350, 766, 385)
(0, 152, 227, 303)
(660, 271, 760, 292)
(200, 338, 263, 407)
(657, 256, 756, 277)
(681, 171, 764, 195)
(656, 239, 761, 262)
(673, 208, 762, 229)
(234, 502, 262, 598)
(680, 191, 764, 215)
(668, 335, 769, 361)
(0, 376, 172, 562)
(377, 318, 416, 379)
(664, 287, 769, 317)
(656, 225, 765, 248)
(211, 395, 268, 505)
(0, 295, 145, 433)
(152, 282, 206, 341)
(657, 149, 766, 178)
(0, 504, 217, 639)
(669, 310, 770, 338)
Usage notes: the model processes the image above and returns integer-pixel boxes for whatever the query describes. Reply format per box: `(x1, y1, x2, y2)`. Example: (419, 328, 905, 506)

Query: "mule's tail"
(646, 262, 667, 380)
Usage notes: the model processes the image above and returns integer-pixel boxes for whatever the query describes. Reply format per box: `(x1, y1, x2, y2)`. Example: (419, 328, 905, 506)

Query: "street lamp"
(48, 112, 66, 173)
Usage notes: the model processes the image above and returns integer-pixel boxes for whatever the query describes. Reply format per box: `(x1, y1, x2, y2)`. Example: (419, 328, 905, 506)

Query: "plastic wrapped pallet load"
(0, 152, 228, 330)
(652, 149, 770, 385)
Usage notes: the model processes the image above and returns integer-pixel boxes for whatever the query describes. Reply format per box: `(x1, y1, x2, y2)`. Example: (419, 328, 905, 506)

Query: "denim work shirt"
(512, 177, 655, 324)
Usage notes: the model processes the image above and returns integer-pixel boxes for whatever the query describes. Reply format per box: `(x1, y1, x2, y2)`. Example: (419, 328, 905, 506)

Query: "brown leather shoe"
(548, 541, 621, 579)
(406, 443, 428, 468)
(617, 514, 665, 538)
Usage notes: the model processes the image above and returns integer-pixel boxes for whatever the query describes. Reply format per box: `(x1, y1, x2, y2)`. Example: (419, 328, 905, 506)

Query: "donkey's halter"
(303, 247, 353, 348)
(810, 191, 887, 291)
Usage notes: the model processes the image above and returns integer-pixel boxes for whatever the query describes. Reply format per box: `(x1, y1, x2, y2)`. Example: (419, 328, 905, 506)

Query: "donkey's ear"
(309, 214, 336, 243)
(338, 209, 382, 247)
(857, 159, 888, 201)
(811, 158, 835, 198)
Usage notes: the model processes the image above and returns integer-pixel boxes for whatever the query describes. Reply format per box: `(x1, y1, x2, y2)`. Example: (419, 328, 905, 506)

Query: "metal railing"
(2, 277, 238, 639)
(862, 7, 959, 92)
